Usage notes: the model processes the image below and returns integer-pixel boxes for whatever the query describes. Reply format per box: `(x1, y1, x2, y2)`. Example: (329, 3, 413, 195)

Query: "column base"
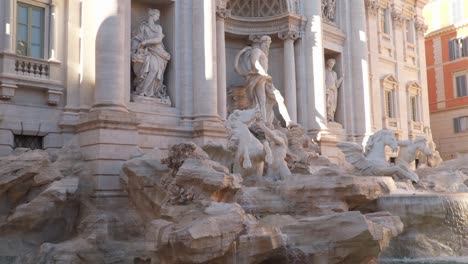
(192, 116, 227, 146)
(314, 122, 347, 166)
(77, 110, 138, 197)
(91, 102, 128, 113)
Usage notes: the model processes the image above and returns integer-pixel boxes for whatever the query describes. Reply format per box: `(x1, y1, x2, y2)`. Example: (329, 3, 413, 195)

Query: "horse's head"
(365, 130, 398, 155)
(414, 136, 432, 155)
(227, 108, 261, 129)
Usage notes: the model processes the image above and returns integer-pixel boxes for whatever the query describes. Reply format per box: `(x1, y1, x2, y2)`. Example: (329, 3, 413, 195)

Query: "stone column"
(92, 0, 127, 112)
(1, 0, 14, 53)
(303, 0, 327, 135)
(49, 1, 58, 60)
(216, 0, 230, 121)
(348, 0, 372, 143)
(415, 17, 430, 126)
(279, 30, 299, 123)
(192, 0, 225, 144)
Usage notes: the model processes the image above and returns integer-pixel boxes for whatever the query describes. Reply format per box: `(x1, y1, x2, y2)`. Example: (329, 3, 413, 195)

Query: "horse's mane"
(364, 130, 393, 156)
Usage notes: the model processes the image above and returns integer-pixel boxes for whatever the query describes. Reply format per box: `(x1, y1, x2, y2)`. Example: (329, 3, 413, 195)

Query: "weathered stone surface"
(261, 211, 403, 264)
(0, 150, 62, 196)
(175, 158, 242, 202)
(416, 156, 468, 193)
(5, 177, 79, 230)
(235, 174, 397, 216)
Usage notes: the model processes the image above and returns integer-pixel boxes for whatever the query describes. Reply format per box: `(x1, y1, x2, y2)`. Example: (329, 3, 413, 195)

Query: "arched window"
(229, 0, 295, 18)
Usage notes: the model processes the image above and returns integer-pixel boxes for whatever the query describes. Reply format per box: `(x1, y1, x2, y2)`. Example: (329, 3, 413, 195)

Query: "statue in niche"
(234, 35, 295, 128)
(131, 9, 171, 102)
(325, 58, 343, 123)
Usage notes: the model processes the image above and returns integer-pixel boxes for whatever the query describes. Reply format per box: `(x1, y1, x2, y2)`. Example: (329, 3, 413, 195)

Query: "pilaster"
(278, 30, 300, 123)
(303, 0, 327, 137)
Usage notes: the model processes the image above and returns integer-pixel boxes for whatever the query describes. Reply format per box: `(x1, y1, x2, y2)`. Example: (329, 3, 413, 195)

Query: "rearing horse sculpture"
(203, 108, 272, 180)
(337, 130, 419, 183)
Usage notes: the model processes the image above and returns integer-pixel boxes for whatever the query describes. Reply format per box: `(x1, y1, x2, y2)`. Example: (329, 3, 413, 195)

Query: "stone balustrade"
(15, 57, 50, 79)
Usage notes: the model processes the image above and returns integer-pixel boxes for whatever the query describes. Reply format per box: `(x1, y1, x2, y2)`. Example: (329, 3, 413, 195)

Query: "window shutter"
(463, 37, 468, 57)
(463, 75, 468, 97)
(454, 117, 460, 133)
(449, 40, 455, 60)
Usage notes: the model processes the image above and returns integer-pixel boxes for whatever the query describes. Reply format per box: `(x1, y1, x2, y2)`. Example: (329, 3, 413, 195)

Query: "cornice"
(425, 22, 468, 38)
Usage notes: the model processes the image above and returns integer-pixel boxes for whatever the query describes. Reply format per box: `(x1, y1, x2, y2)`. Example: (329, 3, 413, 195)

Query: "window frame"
(453, 71, 468, 98)
(454, 116, 468, 133)
(14, 0, 50, 59)
(382, 75, 399, 120)
(406, 81, 422, 123)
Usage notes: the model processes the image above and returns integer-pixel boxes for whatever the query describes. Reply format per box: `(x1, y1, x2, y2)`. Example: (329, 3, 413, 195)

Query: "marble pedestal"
(131, 94, 171, 107)
(319, 122, 347, 165)
(77, 110, 138, 197)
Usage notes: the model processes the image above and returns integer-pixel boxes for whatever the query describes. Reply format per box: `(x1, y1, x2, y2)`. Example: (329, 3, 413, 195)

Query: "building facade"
(424, 0, 468, 159)
(0, 0, 429, 195)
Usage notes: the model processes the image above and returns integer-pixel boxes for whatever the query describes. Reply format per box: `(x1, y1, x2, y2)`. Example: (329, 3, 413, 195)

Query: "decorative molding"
(391, 9, 404, 28)
(216, 0, 231, 19)
(229, 0, 296, 18)
(365, 0, 380, 16)
(225, 13, 306, 37)
(321, 0, 337, 24)
(278, 29, 300, 41)
(415, 19, 428, 35)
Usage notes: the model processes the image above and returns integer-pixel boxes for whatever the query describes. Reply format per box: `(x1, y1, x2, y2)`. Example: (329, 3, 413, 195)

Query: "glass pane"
(31, 44, 42, 58)
(17, 24, 28, 42)
(17, 5, 28, 25)
(31, 8, 43, 28)
(31, 27, 42, 45)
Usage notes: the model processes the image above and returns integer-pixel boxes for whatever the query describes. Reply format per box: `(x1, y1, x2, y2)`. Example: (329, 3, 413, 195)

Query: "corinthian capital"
(365, 0, 380, 16)
(278, 30, 301, 41)
(216, 0, 231, 19)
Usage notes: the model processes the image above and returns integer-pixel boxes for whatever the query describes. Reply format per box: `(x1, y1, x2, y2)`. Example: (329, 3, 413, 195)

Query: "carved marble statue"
(337, 130, 420, 183)
(422, 126, 443, 167)
(234, 35, 294, 127)
(257, 121, 291, 181)
(204, 108, 273, 181)
(325, 58, 343, 122)
(131, 9, 171, 100)
(396, 136, 432, 170)
(285, 125, 319, 172)
(322, 0, 337, 23)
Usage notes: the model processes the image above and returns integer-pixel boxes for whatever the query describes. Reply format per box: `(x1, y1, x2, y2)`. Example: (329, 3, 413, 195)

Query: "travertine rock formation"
(0, 141, 406, 264)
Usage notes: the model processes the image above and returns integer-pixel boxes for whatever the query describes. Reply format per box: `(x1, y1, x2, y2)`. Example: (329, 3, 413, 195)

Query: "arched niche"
(224, 0, 305, 99)
(130, 0, 176, 106)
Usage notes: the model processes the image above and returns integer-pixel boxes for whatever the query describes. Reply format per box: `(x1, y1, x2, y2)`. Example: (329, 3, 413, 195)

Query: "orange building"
(424, 0, 468, 159)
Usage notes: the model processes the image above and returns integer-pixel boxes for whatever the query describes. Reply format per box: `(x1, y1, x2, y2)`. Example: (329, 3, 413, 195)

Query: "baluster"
(27, 62, 31, 74)
(33, 63, 38, 75)
(44, 65, 49, 77)
(15, 60, 20, 72)
(21, 61, 26, 73)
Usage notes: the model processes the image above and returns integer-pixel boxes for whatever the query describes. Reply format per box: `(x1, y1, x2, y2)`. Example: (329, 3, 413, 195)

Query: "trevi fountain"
(0, 6, 467, 264)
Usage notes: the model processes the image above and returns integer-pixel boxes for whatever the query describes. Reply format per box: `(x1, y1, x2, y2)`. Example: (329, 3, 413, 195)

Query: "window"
(409, 96, 417, 121)
(406, 20, 415, 44)
(16, 2, 45, 59)
(454, 116, 468, 133)
(14, 135, 43, 150)
(380, 8, 391, 35)
(455, 74, 468, 97)
(385, 90, 395, 118)
(449, 37, 468, 60)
